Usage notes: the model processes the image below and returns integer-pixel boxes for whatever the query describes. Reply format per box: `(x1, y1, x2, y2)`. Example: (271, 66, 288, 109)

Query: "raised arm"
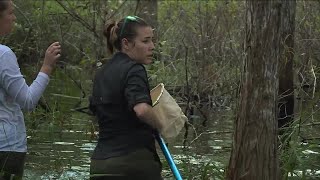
(0, 43, 60, 111)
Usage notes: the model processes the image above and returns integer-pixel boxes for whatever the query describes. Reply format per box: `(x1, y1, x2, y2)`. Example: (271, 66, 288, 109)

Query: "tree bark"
(227, 1, 281, 179)
(278, 0, 296, 134)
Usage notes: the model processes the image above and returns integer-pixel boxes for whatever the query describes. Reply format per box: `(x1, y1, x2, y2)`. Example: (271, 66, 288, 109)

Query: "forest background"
(1, 0, 319, 179)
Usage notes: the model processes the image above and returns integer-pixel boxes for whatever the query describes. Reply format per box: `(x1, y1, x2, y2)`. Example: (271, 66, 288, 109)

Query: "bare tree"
(226, 1, 282, 179)
(278, 0, 296, 140)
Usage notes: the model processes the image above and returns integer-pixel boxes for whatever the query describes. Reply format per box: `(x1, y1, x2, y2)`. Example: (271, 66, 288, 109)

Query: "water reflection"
(23, 108, 320, 179)
(24, 120, 96, 179)
(23, 110, 232, 179)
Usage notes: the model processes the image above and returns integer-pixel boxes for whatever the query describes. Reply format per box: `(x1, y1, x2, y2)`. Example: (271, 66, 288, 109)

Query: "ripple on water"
(53, 142, 75, 145)
(302, 149, 320, 155)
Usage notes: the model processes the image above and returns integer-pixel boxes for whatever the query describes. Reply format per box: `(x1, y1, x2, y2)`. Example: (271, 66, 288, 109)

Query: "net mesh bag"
(150, 83, 188, 139)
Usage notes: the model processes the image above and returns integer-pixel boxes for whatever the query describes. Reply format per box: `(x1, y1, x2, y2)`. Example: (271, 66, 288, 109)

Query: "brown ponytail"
(103, 20, 120, 54)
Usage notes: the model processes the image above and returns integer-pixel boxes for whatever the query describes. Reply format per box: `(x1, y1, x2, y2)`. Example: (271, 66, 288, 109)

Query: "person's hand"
(44, 41, 61, 68)
(40, 42, 61, 75)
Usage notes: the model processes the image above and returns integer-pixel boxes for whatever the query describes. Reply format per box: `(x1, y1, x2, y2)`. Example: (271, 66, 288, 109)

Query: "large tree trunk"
(226, 1, 281, 179)
(278, 0, 296, 135)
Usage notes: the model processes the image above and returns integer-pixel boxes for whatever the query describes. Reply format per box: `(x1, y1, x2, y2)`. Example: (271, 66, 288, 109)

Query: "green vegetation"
(1, 0, 319, 179)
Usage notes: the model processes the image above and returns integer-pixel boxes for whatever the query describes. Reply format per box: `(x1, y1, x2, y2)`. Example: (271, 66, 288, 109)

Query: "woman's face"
(125, 26, 155, 65)
(0, 0, 16, 36)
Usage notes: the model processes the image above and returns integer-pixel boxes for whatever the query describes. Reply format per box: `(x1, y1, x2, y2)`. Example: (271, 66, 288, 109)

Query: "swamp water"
(23, 109, 233, 180)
